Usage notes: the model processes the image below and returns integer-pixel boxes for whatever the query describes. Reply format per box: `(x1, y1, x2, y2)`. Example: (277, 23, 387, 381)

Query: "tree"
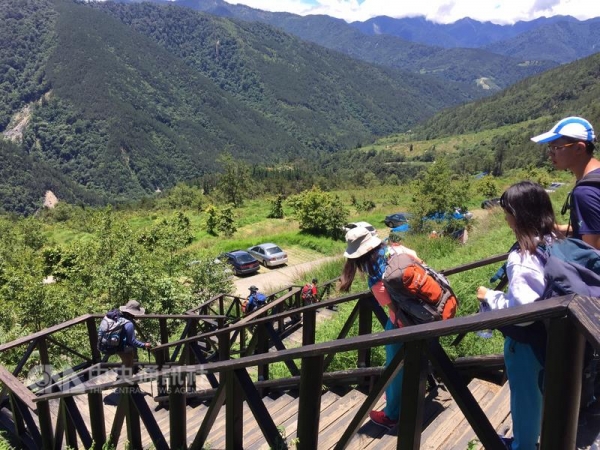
(477, 175, 499, 198)
(186, 257, 233, 303)
(217, 205, 237, 237)
(205, 205, 219, 235)
(267, 195, 285, 219)
(410, 159, 470, 234)
(216, 153, 252, 207)
(287, 187, 348, 238)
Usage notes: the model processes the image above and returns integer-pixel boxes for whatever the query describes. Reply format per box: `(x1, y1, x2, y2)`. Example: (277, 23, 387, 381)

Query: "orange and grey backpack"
(383, 253, 458, 324)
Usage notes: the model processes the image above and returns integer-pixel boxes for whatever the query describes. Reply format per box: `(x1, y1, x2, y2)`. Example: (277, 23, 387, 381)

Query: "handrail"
(152, 291, 369, 351)
(35, 294, 574, 400)
(0, 314, 93, 352)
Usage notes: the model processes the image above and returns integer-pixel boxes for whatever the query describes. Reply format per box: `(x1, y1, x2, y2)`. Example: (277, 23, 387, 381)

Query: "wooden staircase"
(35, 370, 511, 449)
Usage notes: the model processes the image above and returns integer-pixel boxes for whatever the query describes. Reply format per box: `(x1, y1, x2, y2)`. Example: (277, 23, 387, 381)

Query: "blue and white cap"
(531, 116, 595, 143)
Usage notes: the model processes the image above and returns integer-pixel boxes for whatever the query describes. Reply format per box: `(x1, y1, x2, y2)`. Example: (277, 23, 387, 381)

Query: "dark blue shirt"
(123, 320, 146, 348)
(570, 168, 600, 239)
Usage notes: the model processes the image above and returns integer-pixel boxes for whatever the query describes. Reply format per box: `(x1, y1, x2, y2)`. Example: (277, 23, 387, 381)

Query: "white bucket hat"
(344, 226, 382, 259)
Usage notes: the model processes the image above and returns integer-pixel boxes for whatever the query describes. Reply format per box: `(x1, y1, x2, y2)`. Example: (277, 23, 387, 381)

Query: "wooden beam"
(0, 365, 37, 411)
(297, 355, 325, 450)
(398, 340, 428, 450)
(540, 316, 585, 449)
(87, 392, 106, 449)
(225, 370, 243, 450)
(169, 374, 187, 450)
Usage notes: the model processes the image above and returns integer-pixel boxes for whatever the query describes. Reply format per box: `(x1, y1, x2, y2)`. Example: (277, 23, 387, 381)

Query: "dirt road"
(233, 256, 340, 296)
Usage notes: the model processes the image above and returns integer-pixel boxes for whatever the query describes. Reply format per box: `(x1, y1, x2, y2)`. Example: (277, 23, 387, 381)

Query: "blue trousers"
(504, 337, 544, 450)
(384, 319, 404, 420)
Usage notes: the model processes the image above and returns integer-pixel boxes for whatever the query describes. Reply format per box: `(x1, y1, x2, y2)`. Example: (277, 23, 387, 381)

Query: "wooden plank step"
(336, 394, 388, 450)
(309, 389, 372, 449)
(359, 384, 456, 450)
(250, 390, 343, 450)
(241, 393, 305, 449)
(432, 379, 503, 450)
(420, 379, 494, 450)
(204, 393, 296, 449)
(456, 382, 511, 450)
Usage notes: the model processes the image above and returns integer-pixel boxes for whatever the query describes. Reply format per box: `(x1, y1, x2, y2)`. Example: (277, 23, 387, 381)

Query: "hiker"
(338, 226, 421, 429)
(531, 116, 600, 412)
(476, 181, 558, 450)
(301, 278, 318, 305)
(244, 285, 267, 314)
(117, 300, 151, 370)
(532, 116, 600, 247)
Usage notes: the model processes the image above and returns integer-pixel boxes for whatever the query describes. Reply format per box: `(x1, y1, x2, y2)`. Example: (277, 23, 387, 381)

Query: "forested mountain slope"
(156, 0, 557, 91)
(0, 0, 476, 211)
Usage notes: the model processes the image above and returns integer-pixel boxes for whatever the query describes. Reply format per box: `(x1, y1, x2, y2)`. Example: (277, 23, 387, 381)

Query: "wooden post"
(187, 319, 198, 393)
(257, 324, 270, 386)
(357, 298, 373, 369)
(88, 392, 106, 449)
(297, 355, 324, 450)
(397, 340, 427, 450)
(540, 316, 585, 449)
(169, 372, 187, 450)
(87, 317, 101, 363)
(225, 370, 243, 450)
(157, 318, 169, 397)
(123, 390, 142, 450)
(37, 399, 54, 450)
(302, 308, 317, 346)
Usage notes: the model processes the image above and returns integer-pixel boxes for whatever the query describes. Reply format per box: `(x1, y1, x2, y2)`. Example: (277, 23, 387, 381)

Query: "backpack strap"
(489, 242, 520, 289)
(561, 172, 600, 234)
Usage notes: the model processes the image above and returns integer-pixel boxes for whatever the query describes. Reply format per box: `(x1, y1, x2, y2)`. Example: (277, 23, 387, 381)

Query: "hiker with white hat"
(532, 117, 600, 419)
(338, 226, 421, 430)
(117, 300, 151, 369)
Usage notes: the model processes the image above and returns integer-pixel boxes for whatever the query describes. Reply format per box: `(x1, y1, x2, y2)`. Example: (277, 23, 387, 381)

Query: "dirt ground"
(233, 255, 340, 296)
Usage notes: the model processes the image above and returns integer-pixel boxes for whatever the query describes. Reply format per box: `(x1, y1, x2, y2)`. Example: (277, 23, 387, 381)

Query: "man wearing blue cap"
(532, 116, 600, 415)
(531, 116, 600, 249)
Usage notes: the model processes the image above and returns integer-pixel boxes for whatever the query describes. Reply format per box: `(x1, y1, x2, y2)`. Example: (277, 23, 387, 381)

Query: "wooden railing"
(2, 253, 596, 449)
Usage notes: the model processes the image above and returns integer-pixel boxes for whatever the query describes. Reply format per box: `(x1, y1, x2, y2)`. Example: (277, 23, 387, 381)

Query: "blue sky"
(227, 0, 600, 24)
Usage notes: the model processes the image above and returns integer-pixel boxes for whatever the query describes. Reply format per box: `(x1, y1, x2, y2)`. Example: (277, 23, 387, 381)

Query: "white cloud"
(227, 0, 600, 24)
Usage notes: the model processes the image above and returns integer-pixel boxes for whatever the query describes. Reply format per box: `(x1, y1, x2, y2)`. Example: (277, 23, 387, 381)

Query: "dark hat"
(312, 278, 318, 284)
(249, 285, 258, 291)
(120, 299, 145, 316)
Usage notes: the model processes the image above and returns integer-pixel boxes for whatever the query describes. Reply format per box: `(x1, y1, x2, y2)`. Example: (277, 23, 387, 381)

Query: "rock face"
(43, 191, 59, 208)
(2, 105, 32, 142)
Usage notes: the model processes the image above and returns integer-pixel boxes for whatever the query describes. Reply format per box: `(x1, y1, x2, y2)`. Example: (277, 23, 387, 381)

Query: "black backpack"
(97, 309, 127, 354)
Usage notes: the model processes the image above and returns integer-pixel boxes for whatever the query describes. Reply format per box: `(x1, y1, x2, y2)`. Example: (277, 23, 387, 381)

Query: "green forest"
(3, 0, 596, 215)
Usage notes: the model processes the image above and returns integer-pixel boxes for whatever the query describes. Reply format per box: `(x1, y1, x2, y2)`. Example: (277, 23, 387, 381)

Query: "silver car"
(247, 243, 288, 267)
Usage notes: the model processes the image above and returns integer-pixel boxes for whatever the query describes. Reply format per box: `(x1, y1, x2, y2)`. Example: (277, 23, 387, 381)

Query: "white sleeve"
(484, 250, 545, 310)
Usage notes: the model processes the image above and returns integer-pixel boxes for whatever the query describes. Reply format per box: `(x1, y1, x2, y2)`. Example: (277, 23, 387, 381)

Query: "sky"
(225, 0, 600, 25)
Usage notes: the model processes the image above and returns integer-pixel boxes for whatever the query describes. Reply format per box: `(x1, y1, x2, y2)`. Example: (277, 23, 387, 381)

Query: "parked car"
(546, 181, 567, 193)
(217, 250, 260, 276)
(247, 243, 288, 267)
(384, 212, 412, 228)
(343, 221, 377, 236)
(481, 197, 501, 209)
